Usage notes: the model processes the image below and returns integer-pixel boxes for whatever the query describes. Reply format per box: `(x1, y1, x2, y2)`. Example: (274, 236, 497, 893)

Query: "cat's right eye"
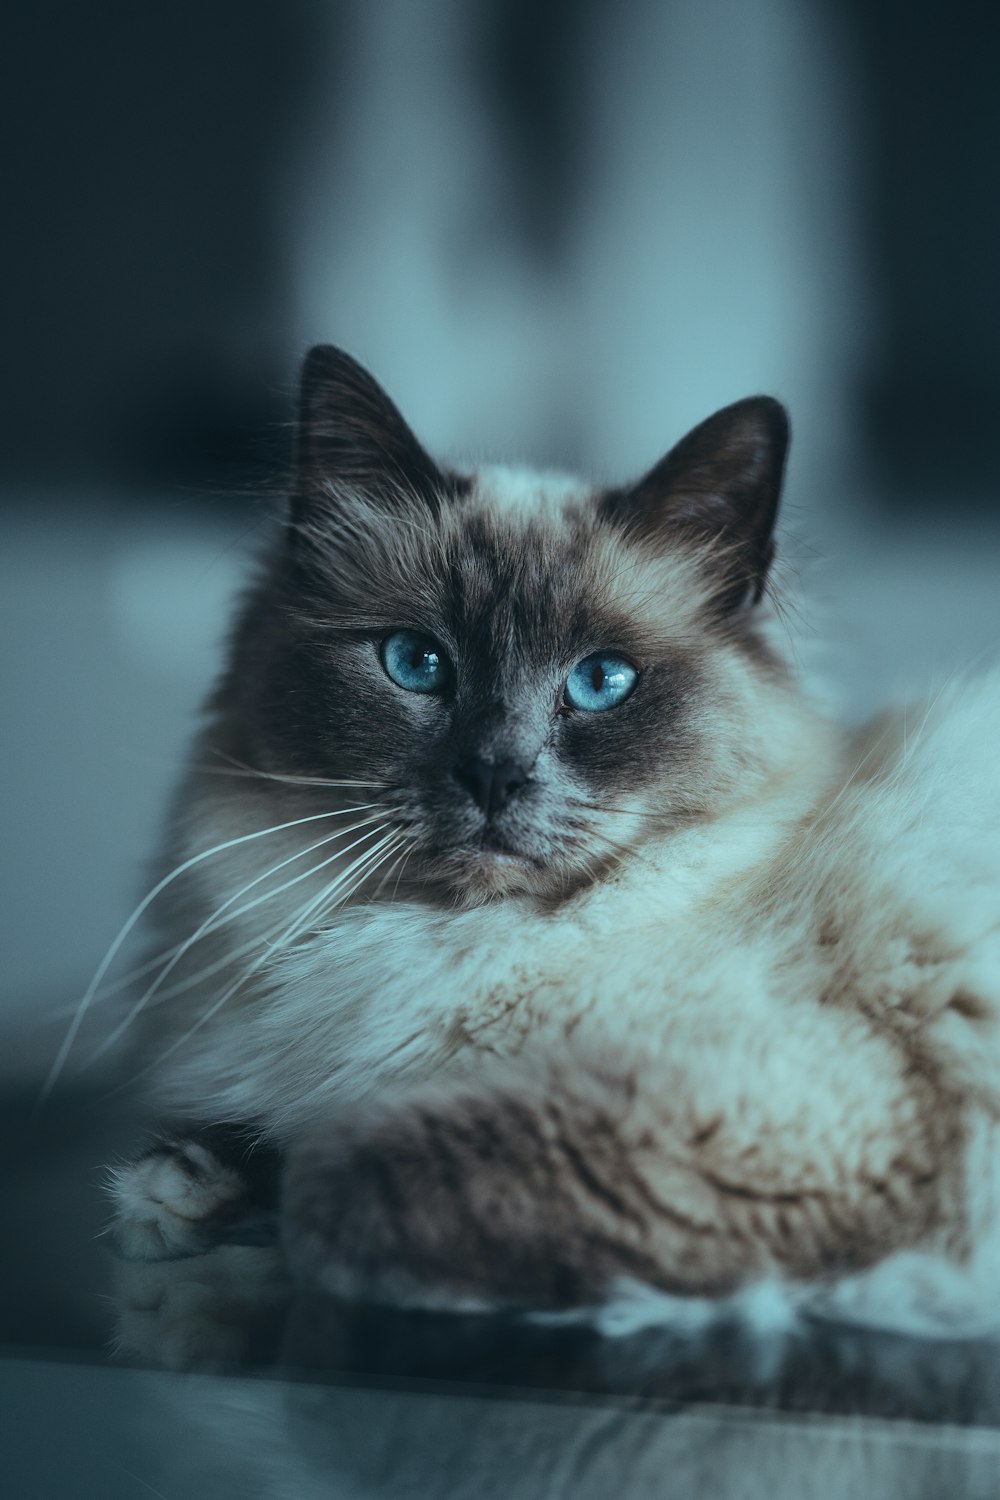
(563, 652, 639, 712)
(380, 630, 451, 693)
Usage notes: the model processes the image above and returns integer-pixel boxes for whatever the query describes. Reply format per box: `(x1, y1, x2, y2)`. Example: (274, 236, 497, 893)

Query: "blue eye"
(381, 630, 450, 693)
(564, 652, 638, 712)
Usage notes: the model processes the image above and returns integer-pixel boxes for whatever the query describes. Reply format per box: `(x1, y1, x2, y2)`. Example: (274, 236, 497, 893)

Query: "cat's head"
(221, 346, 811, 903)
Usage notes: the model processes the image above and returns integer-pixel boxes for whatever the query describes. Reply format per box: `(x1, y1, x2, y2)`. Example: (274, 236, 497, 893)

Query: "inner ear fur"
(600, 396, 790, 609)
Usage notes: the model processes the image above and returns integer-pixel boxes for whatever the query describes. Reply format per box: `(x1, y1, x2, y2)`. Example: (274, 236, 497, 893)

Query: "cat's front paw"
(107, 1138, 248, 1260)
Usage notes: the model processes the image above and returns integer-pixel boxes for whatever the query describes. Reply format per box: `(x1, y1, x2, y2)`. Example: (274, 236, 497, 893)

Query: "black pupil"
(591, 662, 605, 692)
(410, 643, 429, 670)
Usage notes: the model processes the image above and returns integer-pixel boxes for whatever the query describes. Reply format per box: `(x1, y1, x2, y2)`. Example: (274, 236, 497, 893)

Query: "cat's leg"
(281, 1080, 724, 1316)
(108, 1125, 281, 1261)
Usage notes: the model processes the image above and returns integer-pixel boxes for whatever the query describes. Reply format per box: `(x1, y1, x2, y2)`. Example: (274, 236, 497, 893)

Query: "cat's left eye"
(381, 630, 451, 693)
(563, 652, 639, 712)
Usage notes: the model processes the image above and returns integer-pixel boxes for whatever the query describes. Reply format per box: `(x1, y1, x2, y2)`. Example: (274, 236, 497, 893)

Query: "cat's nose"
(453, 757, 530, 819)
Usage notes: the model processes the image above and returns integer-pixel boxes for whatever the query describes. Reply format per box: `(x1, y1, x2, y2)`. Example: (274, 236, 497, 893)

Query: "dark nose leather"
(454, 757, 530, 819)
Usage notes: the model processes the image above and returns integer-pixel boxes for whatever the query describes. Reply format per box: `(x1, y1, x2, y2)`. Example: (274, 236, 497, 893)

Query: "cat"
(98, 344, 1000, 1338)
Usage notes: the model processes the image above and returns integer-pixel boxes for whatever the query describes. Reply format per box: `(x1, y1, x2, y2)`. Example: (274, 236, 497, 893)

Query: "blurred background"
(2, 0, 998, 1065)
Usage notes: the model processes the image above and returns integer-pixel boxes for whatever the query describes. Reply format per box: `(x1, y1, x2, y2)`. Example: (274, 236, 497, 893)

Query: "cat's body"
(104, 347, 1000, 1338)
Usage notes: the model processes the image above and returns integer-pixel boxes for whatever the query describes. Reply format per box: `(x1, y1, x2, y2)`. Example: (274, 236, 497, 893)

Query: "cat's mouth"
(478, 830, 529, 859)
(439, 828, 545, 896)
(412, 820, 553, 898)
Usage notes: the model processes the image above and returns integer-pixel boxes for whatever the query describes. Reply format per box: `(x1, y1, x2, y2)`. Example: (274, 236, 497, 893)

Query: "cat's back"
(803, 668, 1000, 926)
(749, 669, 1000, 1111)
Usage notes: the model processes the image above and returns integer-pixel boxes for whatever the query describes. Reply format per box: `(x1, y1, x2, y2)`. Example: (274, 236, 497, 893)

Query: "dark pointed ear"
(292, 345, 449, 516)
(601, 396, 789, 609)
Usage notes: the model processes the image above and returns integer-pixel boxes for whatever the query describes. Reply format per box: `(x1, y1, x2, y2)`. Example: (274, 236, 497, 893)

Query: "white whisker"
(390, 843, 418, 901)
(38, 806, 376, 1107)
(374, 846, 407, 901)
(119, 831, 407, 1090)
(299, 830, 409, 932)
(207, 749, 389, 791)
(47, 943, 202, 1018)
(111, 931, 271, 1012)
(49, 803, 384, 1018)
(134, 823, 408, 1015)
(85, 814, 389, 1063)
(375, 840, 418, 903)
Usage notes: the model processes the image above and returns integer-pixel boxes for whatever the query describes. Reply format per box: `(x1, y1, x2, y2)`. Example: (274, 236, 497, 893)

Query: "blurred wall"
(3, 1, 999, 502)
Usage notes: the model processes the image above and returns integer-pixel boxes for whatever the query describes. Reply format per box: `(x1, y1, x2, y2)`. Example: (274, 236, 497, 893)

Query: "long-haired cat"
(93, 346, 1000, 1337)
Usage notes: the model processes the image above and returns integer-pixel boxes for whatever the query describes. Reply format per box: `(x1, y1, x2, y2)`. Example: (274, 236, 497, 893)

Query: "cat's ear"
(602, 397, 789, 609)
(292, 345, 449, 516)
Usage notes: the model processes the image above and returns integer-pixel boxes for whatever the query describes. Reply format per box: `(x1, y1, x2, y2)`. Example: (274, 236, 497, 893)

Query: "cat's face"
(226, 348, 799, 903)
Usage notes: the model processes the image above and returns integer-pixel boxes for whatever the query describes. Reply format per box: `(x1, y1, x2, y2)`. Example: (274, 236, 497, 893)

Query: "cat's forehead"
(466, 463, 594, 518)
(296, 466, 714, 654)
(427, 466, 708, 656)
(442, 466, 606, 614)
